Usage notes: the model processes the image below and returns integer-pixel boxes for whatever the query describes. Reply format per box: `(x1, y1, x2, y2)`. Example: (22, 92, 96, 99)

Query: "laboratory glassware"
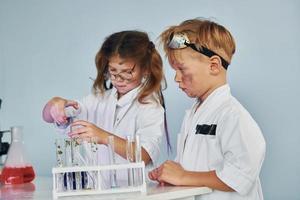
(134, 135, 143, 186)
(126, 135, 134, 186)
(0, 126, 35, 184)
(108, 136, 118, 188)
(55, 106, 81, 130)
(64, 138, 83, 190)
(55, 138, 66, 191)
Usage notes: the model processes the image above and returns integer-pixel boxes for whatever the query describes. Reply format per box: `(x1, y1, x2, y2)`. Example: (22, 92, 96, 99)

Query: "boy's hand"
(148, 168, 171, 186)
(148, 160, 186, 186)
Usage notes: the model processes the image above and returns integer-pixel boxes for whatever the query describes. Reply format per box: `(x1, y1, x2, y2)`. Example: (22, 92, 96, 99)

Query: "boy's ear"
(209, 56, 223, 75)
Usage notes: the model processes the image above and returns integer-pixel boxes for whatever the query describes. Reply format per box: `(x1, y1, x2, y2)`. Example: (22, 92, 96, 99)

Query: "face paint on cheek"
(182, 73, 193, 85)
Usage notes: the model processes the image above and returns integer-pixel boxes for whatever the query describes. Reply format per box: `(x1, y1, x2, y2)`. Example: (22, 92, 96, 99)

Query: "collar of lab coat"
(192, 84, 231, 114)
(111, 85, 141, 108)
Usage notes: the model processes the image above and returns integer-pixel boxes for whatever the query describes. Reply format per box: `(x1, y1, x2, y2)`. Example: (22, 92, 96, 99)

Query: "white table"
(0, 177, 212, 200)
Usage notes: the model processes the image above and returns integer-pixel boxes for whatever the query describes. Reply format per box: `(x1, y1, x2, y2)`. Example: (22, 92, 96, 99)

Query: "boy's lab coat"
(176, 84, 266, 200)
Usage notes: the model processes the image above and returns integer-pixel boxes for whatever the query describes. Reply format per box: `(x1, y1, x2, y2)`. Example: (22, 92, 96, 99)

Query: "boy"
(149, 18, 266, 200)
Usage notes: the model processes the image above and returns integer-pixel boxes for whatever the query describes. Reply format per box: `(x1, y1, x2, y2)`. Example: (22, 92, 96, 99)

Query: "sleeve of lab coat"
(215, 110, 266, 195)
(76, 93, 105, 122)
(76, 94, 94, 121)
(135, 103, 164, 166)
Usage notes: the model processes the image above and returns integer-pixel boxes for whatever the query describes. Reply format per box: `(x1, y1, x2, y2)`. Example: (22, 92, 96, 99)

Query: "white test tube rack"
(52, 162, 147, 199)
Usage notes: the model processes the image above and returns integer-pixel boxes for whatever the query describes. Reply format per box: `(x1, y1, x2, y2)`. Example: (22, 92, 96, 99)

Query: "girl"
(43, 30, 170, 176)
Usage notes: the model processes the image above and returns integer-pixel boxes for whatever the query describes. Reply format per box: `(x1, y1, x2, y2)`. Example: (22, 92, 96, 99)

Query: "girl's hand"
(68, 120, 109, 144)
(148, 160, 186, 186)
(49, 97, 78, 124)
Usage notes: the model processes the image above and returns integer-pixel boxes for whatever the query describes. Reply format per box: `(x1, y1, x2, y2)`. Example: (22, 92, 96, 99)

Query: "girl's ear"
(142, 68, 150, 77)
(209, 56, 222, 75)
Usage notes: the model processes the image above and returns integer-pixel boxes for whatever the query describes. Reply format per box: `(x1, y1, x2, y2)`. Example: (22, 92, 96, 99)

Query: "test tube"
(55, 138, 65, 191)
(73, 138, 82, 190)
(64, 138, 82, 190)
(55, 138, 65, 167)
(64, 138, 72, 167)
(64, 138, 73, 190)
(134, 135, 143, 186)
(90, 137, 98, 166)
(87, 137, 98, 189)
(126, 135, 134, 187)
(108, 136, 118, 188)
(135, 135, 141, 162)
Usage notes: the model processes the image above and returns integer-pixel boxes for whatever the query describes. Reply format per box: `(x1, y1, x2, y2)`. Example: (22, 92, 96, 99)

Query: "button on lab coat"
(176, 84, 266, 200)
(75, 86, 164, 181)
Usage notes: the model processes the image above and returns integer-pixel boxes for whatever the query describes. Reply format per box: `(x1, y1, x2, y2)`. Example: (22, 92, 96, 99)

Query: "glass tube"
(135, 135, 141, 162)
(134, 135, 142, 186)
(73, 138, 82, 190)
(64, 138, 73, 190)
(126, 135, 134, 187)
(64, 138, 82, 190)
(90, 137, 98, 166)
(108, 136, 118, 188)
(87, 137, 98, 189)
(55, 138, 65, 167)
(55, 138, 65, 191)
(64, 138, 73, 167)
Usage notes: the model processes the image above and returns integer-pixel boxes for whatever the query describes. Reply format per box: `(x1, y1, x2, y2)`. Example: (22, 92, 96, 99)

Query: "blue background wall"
(1, 0, 299, 199)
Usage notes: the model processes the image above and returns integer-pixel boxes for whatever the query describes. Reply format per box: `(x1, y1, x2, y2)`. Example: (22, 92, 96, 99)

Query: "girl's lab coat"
(176, 84, 266, 200)
(76, 86, 164, 181)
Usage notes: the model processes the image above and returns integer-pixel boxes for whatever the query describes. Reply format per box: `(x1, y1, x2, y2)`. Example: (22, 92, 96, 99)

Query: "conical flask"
(0, 126, 35, 184)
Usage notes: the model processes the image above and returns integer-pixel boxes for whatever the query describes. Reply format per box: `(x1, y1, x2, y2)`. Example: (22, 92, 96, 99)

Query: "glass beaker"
(0, 126, 35, 184)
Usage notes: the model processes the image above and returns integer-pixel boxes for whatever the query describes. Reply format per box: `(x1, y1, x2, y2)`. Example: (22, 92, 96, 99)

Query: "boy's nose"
(174, 70, 182, 83)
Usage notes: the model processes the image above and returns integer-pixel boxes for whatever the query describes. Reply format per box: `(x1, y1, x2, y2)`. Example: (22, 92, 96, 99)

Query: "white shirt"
(176, 84, 266, 200)
(75, 86, 164, 183)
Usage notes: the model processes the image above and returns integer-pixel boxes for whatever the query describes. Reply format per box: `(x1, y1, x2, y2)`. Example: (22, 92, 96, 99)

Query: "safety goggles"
(168, 32, 229, 69)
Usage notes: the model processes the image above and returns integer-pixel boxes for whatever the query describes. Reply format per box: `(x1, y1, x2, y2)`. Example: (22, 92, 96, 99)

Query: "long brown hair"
(93, 30, 171, 151)
(93, 30, 165, 104)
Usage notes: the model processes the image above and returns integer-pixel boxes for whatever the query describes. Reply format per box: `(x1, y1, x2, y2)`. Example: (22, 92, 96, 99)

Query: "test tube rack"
(52, 162, 147, 199)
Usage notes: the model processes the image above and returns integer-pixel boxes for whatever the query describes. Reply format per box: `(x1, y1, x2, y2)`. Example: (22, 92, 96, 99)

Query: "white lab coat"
(175, 84, 266, 200)
(75, 86, 164, 182)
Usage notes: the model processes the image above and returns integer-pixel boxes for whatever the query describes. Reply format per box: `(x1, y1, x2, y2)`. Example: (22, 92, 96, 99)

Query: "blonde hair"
(93, 30, 166, 104)
(160, 18, 236, 65)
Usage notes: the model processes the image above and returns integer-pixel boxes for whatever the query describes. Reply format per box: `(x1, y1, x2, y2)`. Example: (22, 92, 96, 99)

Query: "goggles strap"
(185, 42, 229, 69)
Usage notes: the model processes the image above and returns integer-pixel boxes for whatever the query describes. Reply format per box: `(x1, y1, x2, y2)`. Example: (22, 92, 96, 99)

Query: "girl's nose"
(115, 75, 125, 82)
